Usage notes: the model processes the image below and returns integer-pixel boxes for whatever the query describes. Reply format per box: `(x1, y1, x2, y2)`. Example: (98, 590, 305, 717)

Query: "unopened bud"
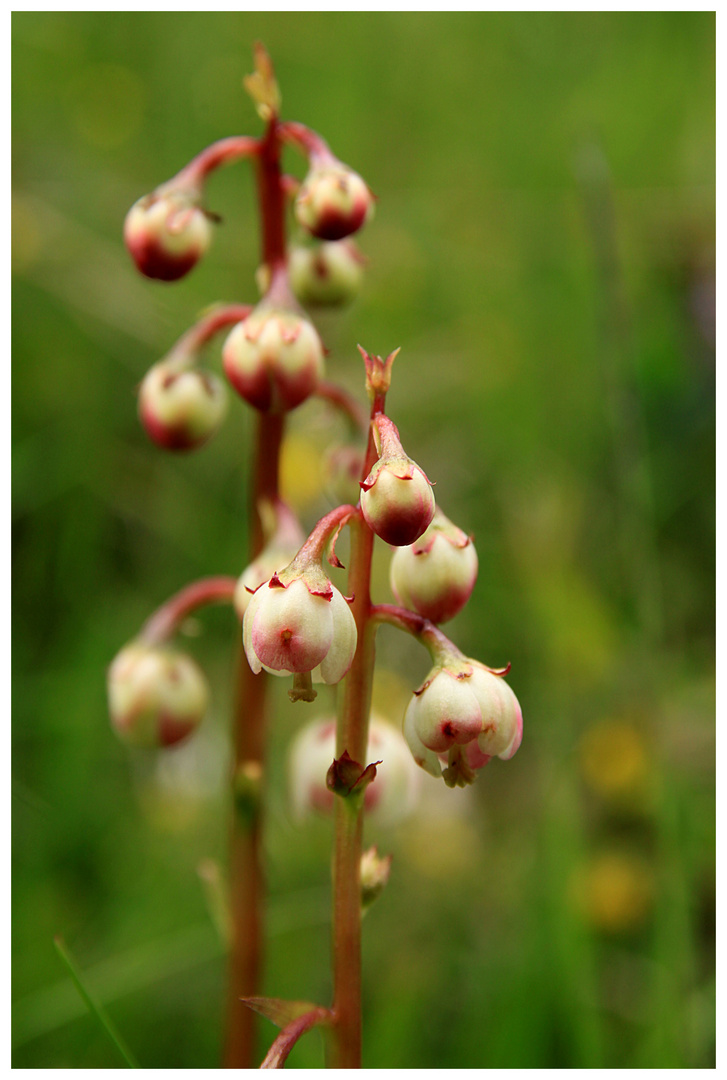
(389, 509, 478, 623)
(361, 456, 435, 548)
(107, 642, 209, 749)
(139, 363, 227, 451)
(287, 715, 421, 826)
(243, 575, 356, 687)
(295, 162, 374, 241)
(222, 305, 324, 413)
(360, 415, 435, 547)
(124, 191, 212, 282)
(289, 241, 364, 307)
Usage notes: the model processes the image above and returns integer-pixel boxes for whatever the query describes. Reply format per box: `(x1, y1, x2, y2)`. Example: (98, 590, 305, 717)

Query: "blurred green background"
(12, 11, 715, 1069)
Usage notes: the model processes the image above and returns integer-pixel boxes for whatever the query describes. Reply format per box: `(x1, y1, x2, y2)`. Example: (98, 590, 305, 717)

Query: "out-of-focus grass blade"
(53, 937, 139, 1069)
(15, 889, 330, 1050)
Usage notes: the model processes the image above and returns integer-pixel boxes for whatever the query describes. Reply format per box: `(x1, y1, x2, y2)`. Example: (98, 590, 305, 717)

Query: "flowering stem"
(327, 372, 386, 1069)
(257, 120, 287, 274)
(139, 576, 237, 646)
(224, 105, 287, 1070)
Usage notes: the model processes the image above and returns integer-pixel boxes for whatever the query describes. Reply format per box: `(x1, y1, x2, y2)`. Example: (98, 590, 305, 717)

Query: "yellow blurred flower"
(571, 850, 655, 934)
(280, 431, 325, 513)
(579, 718, 650, 802)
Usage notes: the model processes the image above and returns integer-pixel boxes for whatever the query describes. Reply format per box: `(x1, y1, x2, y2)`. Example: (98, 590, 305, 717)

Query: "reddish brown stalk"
(259, 1008, 331, 1069)
(257, 121, 287, 274)
(224, 101, 288, 1069)
(177, 135, 261, 187)
(327, 378, 386, 1069)
(278, 120, 334, 166)
(369, 603, 465, 664)
(139, 576, 237, 645)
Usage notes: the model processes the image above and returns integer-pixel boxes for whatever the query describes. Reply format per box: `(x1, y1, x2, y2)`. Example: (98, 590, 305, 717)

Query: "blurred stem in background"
(223, 114, 288, 1069)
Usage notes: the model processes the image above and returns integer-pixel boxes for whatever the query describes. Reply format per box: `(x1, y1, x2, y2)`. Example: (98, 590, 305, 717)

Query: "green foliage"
(13, 11, 714, 1068)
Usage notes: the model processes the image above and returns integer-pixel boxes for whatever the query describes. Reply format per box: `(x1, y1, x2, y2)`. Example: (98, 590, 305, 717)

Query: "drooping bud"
(243, 576, 356, 690)
(107, 642, 209, 749)
(403, 659, 522, 786)
(234, 501, 305, 619)
(389, 508, 478, 623)
(360, 415, 435, 546)
(124, 190, 212, 282)
(222, 303, 324, 413)
(139, 362, 227, 451)
(295, 161, 374, 241)
(287, 715, 420, 826)
(243, 505, 357, 699)
(289, 240, 365, 307)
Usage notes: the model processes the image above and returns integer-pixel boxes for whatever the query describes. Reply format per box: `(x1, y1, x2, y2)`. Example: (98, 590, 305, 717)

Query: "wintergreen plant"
(111, 45, 522, 1068)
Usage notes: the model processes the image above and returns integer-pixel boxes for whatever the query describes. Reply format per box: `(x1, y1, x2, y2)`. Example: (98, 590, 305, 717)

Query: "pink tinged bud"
(124, 193, 212, 282)
(289, 240, 364, 307)
(295, 163, 374, 241)
(139, 364, 227, 451)
(287, 715, 420, 826)
(107, 642, 208, 749)
(222, 307, 324, 414)
(243, 577, 356, 684)
(389, 512, 478, 623)
(360, 460, 435, 547)
(403, 661, 523, 782)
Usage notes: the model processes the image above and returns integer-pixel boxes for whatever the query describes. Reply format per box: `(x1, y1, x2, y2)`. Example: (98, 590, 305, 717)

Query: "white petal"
(317, 588, 357, 684)
(403, 698, 442, 778)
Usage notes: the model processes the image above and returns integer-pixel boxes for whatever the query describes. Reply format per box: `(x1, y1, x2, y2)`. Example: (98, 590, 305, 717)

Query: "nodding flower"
(124, 190, 212, 281)
(223, 304, 324, 414)
(389, 508, 478, 624)
(107, 642, 209, 749)
(295, 161, 374, 241)
(360, 415, 435, 546)
(403, 659, 522, 788)
(139, 363, 227, 451)
(243, 572, 356, 701)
